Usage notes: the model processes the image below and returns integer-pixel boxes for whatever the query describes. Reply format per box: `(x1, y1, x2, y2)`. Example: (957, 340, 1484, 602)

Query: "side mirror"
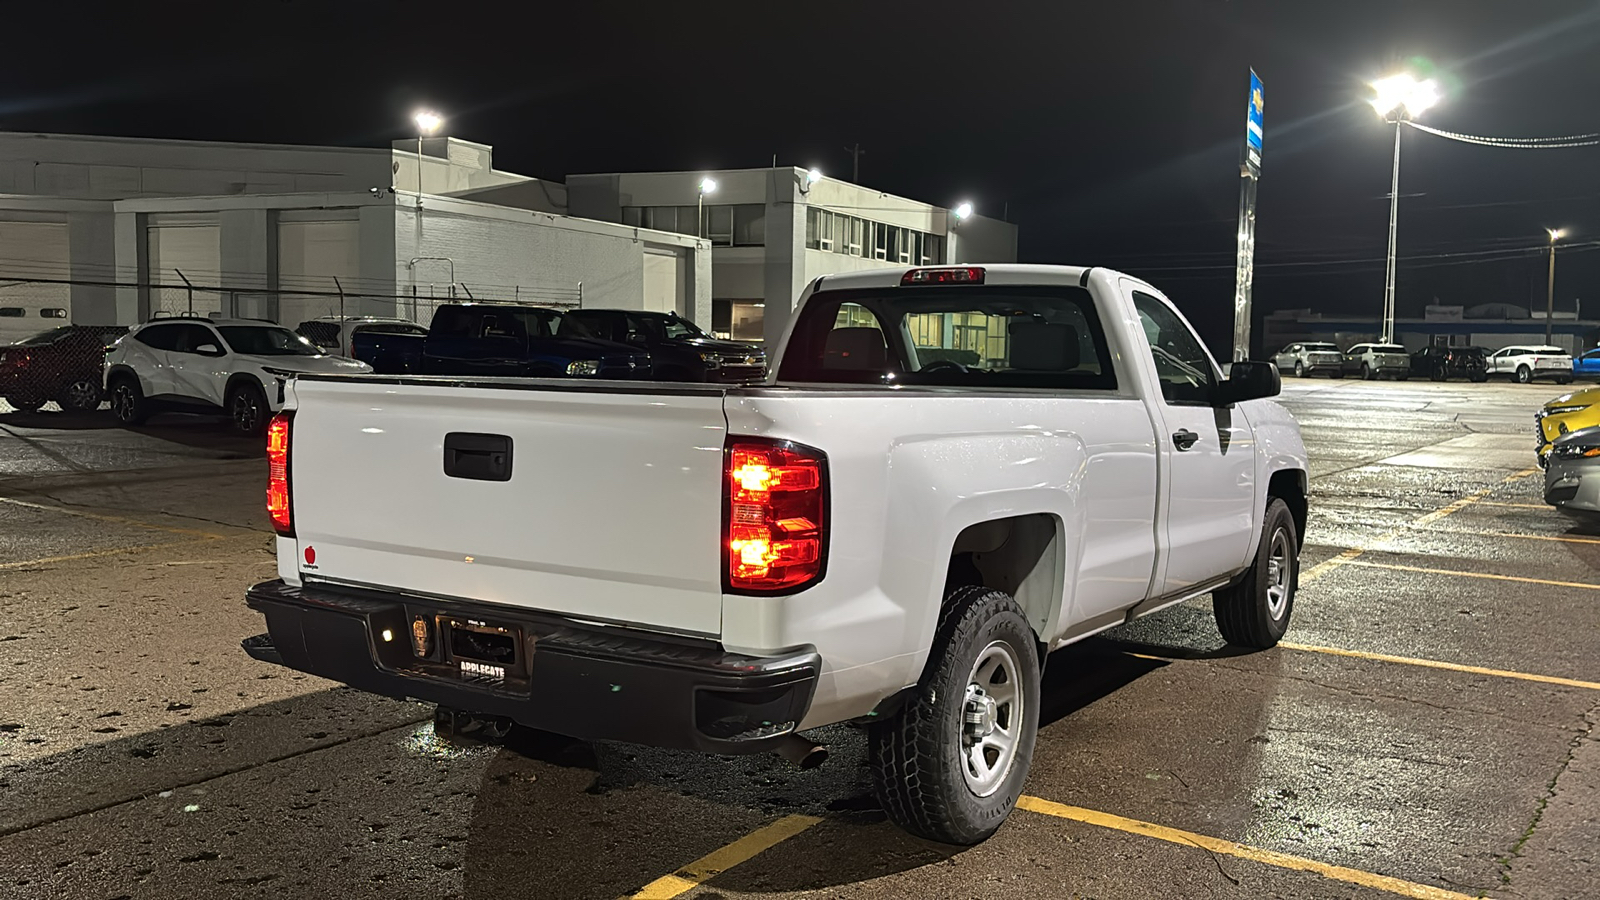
(195, 343, 222, 356)
(1214, 360, 1280, 405)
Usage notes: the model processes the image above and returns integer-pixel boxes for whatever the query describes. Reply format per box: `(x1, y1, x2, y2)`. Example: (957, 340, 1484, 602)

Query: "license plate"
(445, 618, 523, 683)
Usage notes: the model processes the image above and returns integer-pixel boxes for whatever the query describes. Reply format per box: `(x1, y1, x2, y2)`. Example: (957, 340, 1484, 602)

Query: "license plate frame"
(441, 616, 527, 684)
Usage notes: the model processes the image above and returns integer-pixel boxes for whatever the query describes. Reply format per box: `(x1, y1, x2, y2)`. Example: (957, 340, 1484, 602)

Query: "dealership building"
(0, 131, 1016, 345)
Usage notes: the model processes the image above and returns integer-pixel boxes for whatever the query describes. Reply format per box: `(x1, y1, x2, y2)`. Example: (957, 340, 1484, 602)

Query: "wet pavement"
(1, 379, 1597, 899)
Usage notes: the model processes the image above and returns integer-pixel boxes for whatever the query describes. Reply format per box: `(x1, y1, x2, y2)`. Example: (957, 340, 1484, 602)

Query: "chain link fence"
(1, 275, 585, 414)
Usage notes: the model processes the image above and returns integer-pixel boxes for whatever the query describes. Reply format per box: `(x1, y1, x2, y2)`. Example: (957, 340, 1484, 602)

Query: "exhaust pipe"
(774, 734, 828, 769)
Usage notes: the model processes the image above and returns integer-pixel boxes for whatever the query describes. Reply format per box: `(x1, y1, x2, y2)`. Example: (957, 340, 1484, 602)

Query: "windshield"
(646, 314, 707, 340)
(14, 326, 76, 346)
(777, 286, 1116, 390)
(219, 326, 323, 356)
(355, 323, 427, 337)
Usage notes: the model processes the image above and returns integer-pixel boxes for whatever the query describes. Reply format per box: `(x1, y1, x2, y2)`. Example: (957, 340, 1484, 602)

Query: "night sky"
(5, 1, 1599, 351)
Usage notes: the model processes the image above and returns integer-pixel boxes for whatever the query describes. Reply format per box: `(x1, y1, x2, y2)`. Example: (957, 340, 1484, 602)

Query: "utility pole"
(1546, 228, 1567, 345)
(842, 142, 864, 183)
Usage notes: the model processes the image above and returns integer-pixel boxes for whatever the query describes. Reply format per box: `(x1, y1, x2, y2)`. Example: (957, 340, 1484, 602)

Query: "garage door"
(642, 249, 683, 314)
(278, 219, 360, 327)
(147, 224, 222, 318)
(0, 222, 70, 345)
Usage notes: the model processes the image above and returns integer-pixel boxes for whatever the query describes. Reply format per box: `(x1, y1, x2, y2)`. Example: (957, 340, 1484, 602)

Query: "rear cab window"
(777, 285, 1116, 391)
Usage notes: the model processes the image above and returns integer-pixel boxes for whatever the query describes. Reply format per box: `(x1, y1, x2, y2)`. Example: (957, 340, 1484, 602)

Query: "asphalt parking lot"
(1, 379, 1596, 900)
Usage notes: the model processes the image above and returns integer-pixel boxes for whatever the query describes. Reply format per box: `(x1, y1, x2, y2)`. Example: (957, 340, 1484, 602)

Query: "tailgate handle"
(444, 432, 513, 482)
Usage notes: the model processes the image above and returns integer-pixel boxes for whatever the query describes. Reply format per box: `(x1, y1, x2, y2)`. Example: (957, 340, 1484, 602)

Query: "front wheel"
(1213, 498, 1299, 649)
(870, 586, 1040, 845)
(1471, 372, 1488, 383)
(109, 378, 147, 425)
(1517, 365, 1533, 384)
(227, 383, 269, 436)
(1293, 361, 1304, 378)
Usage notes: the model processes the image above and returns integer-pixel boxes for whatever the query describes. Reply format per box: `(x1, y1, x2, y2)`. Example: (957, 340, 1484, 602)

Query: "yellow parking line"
(1343, 559, 1600, 590)
(1279, 642, 1600, 691)
(0, 495, 227, 539)
(1474, 500, 1552, 510)
(0, 538, 218, 570)
(1422, 528, 1600, 546)
(1016, 796, 1482, 900)
(1304, 469, 1540, 584)
(626, 814, 821, 899)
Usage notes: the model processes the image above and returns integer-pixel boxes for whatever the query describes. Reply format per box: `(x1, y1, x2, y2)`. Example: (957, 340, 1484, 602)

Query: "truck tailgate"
(285, 378, 729, 637)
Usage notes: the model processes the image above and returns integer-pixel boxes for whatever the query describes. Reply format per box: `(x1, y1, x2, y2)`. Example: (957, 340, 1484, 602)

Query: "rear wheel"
(5, 394, 46, 413)
(227, 383, 269, 436)
(1361, 363, 1374, 381)
(59, 377, 103, 412)
(1471, 372, 1488, 383)
(109, 377, 147, 425)
(870, 586, 1040, 845)
(1293, 360, 1304, 378)
(1517, 365, 1533, 384)
(1430, 367, 1446, 382)
(1213, 498, 1299, 649)
(1557, 375, 1574, 385)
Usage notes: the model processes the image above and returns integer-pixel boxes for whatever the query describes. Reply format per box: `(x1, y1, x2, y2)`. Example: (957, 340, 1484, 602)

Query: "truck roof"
(811, 263, 1104, 292)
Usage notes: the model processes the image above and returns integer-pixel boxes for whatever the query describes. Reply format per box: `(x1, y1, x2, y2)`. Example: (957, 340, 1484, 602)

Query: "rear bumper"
(243, 579, 820, 754)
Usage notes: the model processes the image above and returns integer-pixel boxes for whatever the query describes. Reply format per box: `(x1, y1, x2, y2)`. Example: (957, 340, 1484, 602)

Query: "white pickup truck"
(242, 264, 1308, 844)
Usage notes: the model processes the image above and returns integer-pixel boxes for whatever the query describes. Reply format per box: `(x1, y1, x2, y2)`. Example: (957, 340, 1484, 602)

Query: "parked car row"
(1273, 342, 1577, 384)
(0, 325, 128, 412)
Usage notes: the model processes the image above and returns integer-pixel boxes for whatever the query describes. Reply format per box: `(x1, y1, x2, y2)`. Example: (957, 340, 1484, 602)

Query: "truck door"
(1126, 287, 1257, 595)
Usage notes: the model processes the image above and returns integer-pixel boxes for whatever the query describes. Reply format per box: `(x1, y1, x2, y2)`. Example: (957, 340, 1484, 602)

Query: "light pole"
(697, 177, 718, 238)
(1546, 228, 1567, 345)
(413, 110, 442, 209)
(1369, 73, 1440, 343)
(949, 201, 973, 263)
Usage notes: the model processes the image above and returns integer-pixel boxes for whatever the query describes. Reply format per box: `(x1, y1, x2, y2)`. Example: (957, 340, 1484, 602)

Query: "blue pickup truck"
(353, 303, 651, 379)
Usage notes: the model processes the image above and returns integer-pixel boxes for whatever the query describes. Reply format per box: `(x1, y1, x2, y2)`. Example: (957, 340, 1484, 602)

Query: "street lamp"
(1546, 227, 1568, 345)
(800, 167, 823, 195)
(1369, 73, 1440, 343)
(953, 201, 974, 221)
(697, 177, 718, 239)
(413, 109, 443, 209)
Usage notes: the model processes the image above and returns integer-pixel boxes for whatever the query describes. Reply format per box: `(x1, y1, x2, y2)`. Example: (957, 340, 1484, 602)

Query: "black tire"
(1557, 376, 1574, 385)
(1470, 373, 1488, 383)
(1293, 361, 1304, 378)
(58, 377, 103, 412)
(227, 382, 269, 436)
(1213, 498, 1299, 649)
(869, 586, 1040, 845)
(1361, 363, 1374, 381)
(108, 377, 147, 425)
(1430, 367, 1446, 382)
(1517, 365, 1532, 384)
(5, 394, 46, 413)
(1396, 373, 1409, 382)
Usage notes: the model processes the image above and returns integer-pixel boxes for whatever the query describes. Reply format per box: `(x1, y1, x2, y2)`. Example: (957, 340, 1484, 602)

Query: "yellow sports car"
(1537, 386, 1600, 464)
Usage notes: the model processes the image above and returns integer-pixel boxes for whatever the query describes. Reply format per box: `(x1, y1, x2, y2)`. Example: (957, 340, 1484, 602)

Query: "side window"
(134, 325, 182, 351)
(1130, 291, 1218, 405)
(172, 324, 221, 354)
(428, 307, 474, 338)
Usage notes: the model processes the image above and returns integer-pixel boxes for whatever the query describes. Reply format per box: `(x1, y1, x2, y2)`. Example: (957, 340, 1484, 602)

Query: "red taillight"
(266, 412, 293, 535)
(902, 266, 985, 285)
(724, 438, 827, 593)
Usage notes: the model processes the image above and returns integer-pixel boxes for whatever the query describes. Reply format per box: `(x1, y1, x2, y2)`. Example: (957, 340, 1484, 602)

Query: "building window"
(801, 207, 945, 264)
(712, 299, 766, 342)
(621, 204, 765, 246)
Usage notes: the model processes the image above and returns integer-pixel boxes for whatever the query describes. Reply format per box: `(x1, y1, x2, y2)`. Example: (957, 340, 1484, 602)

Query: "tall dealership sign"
(1232, 70, 1263, 362)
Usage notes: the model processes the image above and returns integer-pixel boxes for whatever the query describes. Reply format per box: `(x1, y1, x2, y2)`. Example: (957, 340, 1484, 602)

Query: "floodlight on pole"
(697, 177, 718, 239)
(1370, 72, 1441, 343)
(953, 201, 974, 221)
(412, 109, 443, 209)
(1547, 228, 1569, 345)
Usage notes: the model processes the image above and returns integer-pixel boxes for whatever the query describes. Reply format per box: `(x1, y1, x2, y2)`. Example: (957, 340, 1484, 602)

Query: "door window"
(134, 324, 184, 351)
(1130, 291, 1218, 405)
(171, 324, 222, 355)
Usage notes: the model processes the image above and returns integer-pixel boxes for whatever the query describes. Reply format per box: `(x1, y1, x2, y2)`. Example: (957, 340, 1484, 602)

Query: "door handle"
(1172, 429, 1200, 451)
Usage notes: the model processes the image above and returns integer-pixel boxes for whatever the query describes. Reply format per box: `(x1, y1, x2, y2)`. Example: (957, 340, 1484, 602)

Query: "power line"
(1405, 121, 1600, 149)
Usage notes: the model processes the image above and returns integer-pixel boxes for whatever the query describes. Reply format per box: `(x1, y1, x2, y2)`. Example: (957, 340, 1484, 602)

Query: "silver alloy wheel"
(111, 383, 137, 422)
(1294, 361, 1304, 378)
(960, 640, 1024, 798)
(65, 378, 100, 410)
(1264, 526, 1293, 620)
(231, 389, 262, 433)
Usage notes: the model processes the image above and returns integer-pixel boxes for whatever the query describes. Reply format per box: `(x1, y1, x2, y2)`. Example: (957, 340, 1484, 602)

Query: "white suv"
(1485, 345, 1574, 384)
(104, 316, 371, 434)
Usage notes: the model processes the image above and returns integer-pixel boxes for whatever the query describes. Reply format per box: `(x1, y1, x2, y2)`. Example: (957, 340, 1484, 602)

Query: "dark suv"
(1410, 345, 1488, 382)
(1, 325, 127, 413)
(418, 304, 651, 379)
(563, 309, 766, 382)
